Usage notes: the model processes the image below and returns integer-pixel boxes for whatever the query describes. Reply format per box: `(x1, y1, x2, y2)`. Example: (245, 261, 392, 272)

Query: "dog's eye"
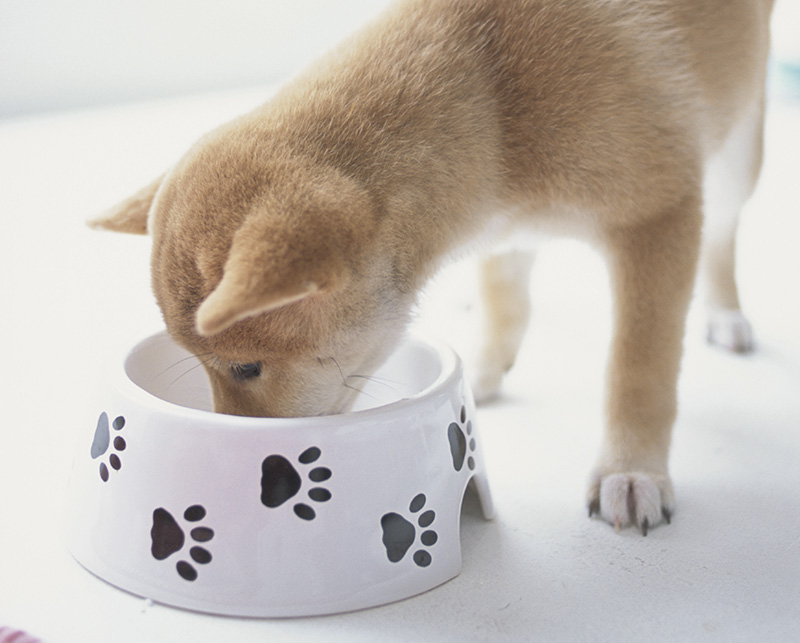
(231, 362, 262, 381)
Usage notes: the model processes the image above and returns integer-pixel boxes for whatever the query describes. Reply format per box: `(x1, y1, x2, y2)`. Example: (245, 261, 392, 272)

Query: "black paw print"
(260, 446, 332, 521)
(91, 412, 126, 481)
(381, 493, 438, 567)
(150, 505, 214, 582)
(447, 405, 476, 472)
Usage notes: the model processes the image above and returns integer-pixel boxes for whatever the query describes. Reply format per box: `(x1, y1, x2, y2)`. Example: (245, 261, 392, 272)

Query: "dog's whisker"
(345, 373, 403, 394)
(153, 352, 214, 381)
(161, 353, 218, 391)
(324, 357, 383, 403)
(346, 383, 382, 403)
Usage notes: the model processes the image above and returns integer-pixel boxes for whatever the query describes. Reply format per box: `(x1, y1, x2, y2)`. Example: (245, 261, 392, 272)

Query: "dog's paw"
(587, 472, 674, 536)
(470, 362, 506, 404)
(706, 309, 754, 354)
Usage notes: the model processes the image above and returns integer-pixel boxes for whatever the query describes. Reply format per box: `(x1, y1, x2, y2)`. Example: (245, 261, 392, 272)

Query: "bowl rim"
(109, 330, 463, 430)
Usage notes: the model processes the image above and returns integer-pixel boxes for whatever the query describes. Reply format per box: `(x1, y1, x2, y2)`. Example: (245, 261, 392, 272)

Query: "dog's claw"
(589, 472, 674, 534)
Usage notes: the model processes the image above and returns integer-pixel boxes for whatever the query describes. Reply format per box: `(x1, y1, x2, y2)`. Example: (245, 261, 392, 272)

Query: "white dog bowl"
(65, 331, 494, 617)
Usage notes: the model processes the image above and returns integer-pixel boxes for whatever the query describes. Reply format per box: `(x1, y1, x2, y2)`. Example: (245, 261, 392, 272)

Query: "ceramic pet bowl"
(65, 330, 494, 617)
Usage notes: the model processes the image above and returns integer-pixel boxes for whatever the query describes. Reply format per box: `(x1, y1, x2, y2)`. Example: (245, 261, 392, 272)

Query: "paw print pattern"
(447, 405, 476, 472)
(260, 446, 332, 521)
(381, 493, 438, 567)
(91, 412, 126, 481)
(150, 505, 214, 582)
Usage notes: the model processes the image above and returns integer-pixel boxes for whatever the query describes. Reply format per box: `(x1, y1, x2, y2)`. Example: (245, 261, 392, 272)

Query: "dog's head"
(91, 126, 411, 417)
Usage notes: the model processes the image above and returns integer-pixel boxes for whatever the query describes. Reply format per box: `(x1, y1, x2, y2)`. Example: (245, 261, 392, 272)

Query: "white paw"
(588, 472, 674, 536)
(707, 309, 754, 353)
(470, 362, 505, 404)
(470, 349, 516, 404)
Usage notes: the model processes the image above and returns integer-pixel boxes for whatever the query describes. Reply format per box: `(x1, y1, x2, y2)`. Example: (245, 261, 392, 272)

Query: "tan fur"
(91, 0, 774, 532)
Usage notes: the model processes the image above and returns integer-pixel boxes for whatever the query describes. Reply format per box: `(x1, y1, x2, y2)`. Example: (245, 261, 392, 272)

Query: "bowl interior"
(123, 333, 449, 415)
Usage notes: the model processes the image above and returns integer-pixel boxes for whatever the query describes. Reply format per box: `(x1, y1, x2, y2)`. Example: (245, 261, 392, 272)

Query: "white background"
(3, 0, 798, 118)
(1, 0, 393, 117)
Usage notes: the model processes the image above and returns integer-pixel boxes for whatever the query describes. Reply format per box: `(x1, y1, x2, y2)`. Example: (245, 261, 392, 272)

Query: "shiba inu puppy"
(91, 0, 774, 533)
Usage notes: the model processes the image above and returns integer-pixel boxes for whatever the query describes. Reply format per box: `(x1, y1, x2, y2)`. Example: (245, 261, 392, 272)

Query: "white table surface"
(1, 85, 798, 642)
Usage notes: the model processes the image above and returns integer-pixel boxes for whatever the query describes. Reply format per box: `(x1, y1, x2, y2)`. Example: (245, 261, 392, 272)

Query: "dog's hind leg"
(472, 249, 535, 403)
(701, 96, 766, 353)
(590, 194, 703, 534)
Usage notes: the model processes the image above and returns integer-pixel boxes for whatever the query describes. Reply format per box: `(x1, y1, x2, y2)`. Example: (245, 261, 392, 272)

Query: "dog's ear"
(194, 211, 353, 337)
(87, 175, 163, 234)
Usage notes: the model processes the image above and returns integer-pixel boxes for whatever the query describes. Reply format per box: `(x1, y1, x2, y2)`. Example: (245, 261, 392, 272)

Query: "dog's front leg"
(589, 196, 702, 534)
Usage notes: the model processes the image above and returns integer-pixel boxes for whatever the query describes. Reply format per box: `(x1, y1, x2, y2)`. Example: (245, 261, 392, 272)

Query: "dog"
(90, 0, 774, 534)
